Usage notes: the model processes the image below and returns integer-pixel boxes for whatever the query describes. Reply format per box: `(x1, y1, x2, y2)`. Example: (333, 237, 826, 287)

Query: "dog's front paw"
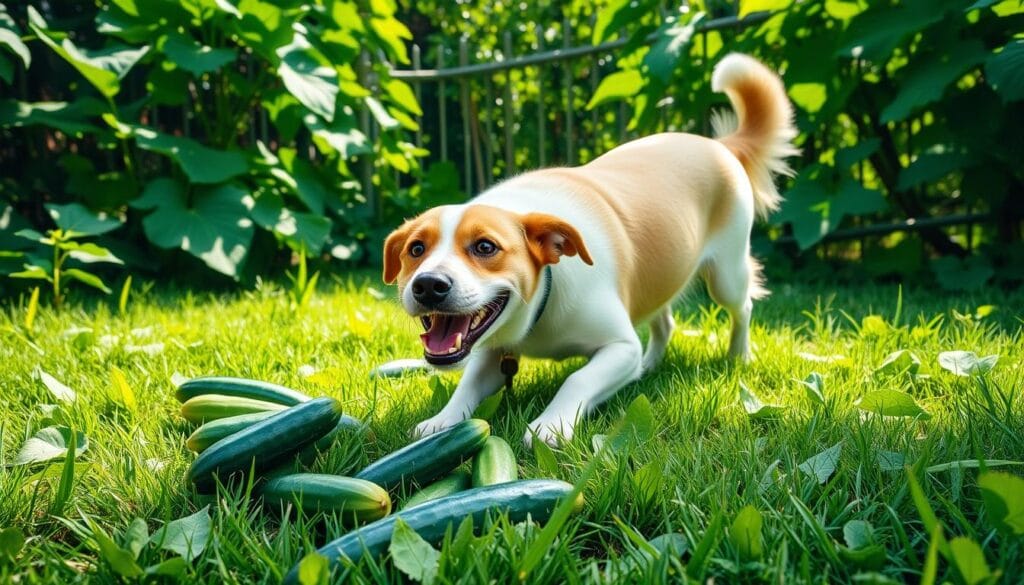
(412, 412, 465, 439)
(524, 417, 574, 448)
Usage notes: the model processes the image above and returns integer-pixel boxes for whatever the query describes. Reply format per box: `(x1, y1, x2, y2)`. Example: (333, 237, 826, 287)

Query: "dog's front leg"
(525, 337, 642, 447)
(413, 348, 506, 437)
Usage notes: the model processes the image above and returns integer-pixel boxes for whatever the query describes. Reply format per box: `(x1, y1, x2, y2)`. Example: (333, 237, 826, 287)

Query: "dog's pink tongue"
(420, 315, 472, 354)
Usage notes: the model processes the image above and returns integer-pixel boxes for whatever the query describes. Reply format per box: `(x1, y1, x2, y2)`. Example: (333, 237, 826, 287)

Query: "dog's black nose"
(411, 272, 452, 307)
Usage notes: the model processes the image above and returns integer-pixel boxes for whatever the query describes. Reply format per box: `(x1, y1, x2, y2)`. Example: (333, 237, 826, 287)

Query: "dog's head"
(383, 204, 592, 366)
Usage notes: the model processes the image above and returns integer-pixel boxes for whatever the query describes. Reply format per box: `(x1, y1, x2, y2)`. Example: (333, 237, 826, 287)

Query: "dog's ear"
(521, 213, 593, 266)
(382, 225, 410, 284)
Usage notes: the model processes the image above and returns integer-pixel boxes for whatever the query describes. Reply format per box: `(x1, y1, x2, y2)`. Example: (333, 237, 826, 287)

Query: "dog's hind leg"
(704, 244, 763, 362)
(641, 305, 675, 374)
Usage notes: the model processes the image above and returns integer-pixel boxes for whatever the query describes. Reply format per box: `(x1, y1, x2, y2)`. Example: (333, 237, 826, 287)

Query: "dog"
(381, 53, 797, 446)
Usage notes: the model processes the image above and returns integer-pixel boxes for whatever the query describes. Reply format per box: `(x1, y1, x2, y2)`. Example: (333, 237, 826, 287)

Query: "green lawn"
(1, 277, 1022, 583)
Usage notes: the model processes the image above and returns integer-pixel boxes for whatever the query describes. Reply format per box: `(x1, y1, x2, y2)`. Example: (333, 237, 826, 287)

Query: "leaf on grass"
(978, 471, 1024, 535)
(739, 383, 786, 419)
(35, 367, 76, 402)
(295, 551, 329, 585)
(144, 557, 187, 578)
(389, 517, 439, 584)
(856, 390, 931, 419)
(937, 351, 998, 377)
(109, 366, 137, 412)
(838, 520, 886, 570)
(533, 436, 559, 476)
(729, 505, 763, 561)
(122, 518, 149, 559)
(150, 506, 211, 562)
(0, 527, 25, 562)
(95, 529, 143, 577)
(798, 442, 842, 484)
(14, 426, 88, 466)
(948, 536, 993, 585)
(874, 350, 921, 376)
(615, 393, 655, 447)
(798, 372, 825, 406)
(876, 450, 906, 472)
(472, 390, 503, 420)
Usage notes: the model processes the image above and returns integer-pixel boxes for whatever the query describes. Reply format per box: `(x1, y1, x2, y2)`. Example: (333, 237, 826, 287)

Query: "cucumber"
(471, 436, 518, 487)
(402, 470, 471, 510)
(175, 376, 311, 406)
(282, 479, 579, 584)
(355, 419, 489, 491)
(185, 411, 277, 452)
(261, 474, 391, 522)
(179, 394, 286, 424)
(296, 414, 364, 466)
(187, 397, 341, 493)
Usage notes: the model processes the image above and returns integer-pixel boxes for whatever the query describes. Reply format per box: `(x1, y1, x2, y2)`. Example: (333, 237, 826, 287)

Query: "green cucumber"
(282, 479, 579, 583)
(402, 470, 471, 510)
(355, 419, 489, 491)
(179, 394, 286, 424)
(187, 397, 341, 493)
(471, 436, 518, 487)
(175, 376, 311, 406)
(261, 473, 391, 522)
(185, 411, 277, 452)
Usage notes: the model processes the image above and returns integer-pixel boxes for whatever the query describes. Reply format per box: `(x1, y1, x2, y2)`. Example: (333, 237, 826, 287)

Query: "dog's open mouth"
(419, 292, 510, 365)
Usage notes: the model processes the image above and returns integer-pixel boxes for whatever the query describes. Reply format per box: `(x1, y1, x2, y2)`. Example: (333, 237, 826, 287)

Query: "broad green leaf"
(739, 383, 785, 419)
(389, 518, 439, 584)
(295, 551, 329, 585)
(835, 138, 881, 168)
(614, 393, 655, 448)
(94, 530, 143, 578)
(931, 256, 994, 292)
(739, 0, 791, 17)
(843, 520, 875, 550)
(279, 148, 329, 214)
(46, 203, 122, 237)
(948, 537, 993, 585)
(144, 557, 187, 578)
(587, 70, 644, 110)
(0, 9, 29, 70)
(109, 366, 137, 412)
(384, 79, 422, 116)
(62, 269, 113, 294)
(533, 434, 559, 476)
(250, 187, 331, 254)
(150, 506, 212, 562)
(937, 351, 998, 377)
(593, 0, 655, 44)
(644, 13, 704, 83)
(13, 426, 89, 466)
(368, 15, 411, 64)
(798, 372, 825, 406)
(366, 97, 399, 129)
(876, 450, 906, 472)
(472, 390, 503, 420)
(36, 367, 76, 402)
(836, 0, 947, 62)
(307, 115, 370, 158)
(0, 527, 25, 562)
(789, 83, 827, 113)
(60, 241, 123, 265)
(633, 460, 664, 505)
(728, 505, 763, 561)
(774, 171, 886, 249)
(160, 32, 235, 75)
(985, 40, 1024, 103)
(874, 349, 921, 376)
(276, 35, 338, 122)
(122, 518, 149, 559)
(28, 7, 148, 98)
(133, 179, 253, 278)
(838, 520, 886, 570)
(119, 124, 249, 184)
(978, 471, 1024, 535)
(798, 442, 841, 484)
(881, 40, 987, 122)
(897, 152, 974, 191)
(857, 390, 931, 419)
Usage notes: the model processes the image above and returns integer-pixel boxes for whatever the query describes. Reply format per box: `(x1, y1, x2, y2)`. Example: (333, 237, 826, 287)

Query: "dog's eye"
(409, 241, 426, 258)
(472, 239, 498, 257)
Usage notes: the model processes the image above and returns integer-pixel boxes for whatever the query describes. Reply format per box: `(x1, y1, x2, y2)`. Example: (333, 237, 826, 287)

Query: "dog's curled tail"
(711, 53, 799, 220)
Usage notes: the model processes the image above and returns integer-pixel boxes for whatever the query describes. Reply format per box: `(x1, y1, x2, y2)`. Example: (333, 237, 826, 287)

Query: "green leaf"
(0, 22, 30, 71)
(0, 527, 25, 563)
(593, 0, 656, 44)
(384, 79, 422, 116)
(986, 40, 1024, 103)
(739, 383, 786, 419)
(28, 7, 148, 98)
(279, 149, 329, 214)
(472, 390, 503, 420)
(13, 426, 89, 466)
(60, 241, 123, 265)
(94, 529, 143, 578)
(133, 179, 254, 278)
(614, 393, 655, 448)
(307, 115, 371, 158)
(798, 372, 825, 406)
(367, 97, 399, 129)
(62, 268, 113, 294)
(728, 505, 763, 561)
(948, 537, 994, 585)
(533, 434, 559, 476)
(276, 34, 338, 122)
(295, 551, 329, 585)
(856, 390, 931, 419)
(937, 351, 998, 377)
(368, 15, 411, 64)
(838, 520, 886, 570)
(119, 124, 249, 184)
(150, 506, 212, 562)
(881, 41, 987, 122)
(876, 450, 906, 472)
(587, 70, 644, 110)
(144, 557, 187, 578)
(122, 519, 149, 559)
(789, 83, 827, 113)
(739, 0, 791, 17)
(250, 187, 331, 254)
(633, 460, 664, 506)
(35, 367, 76, 402)
(46, 203, 122, 237)
(874, 349, 921, 376)
(897, 152, 974, 191)
(0, 98, 107, 136)
(835, 138, 881, 168)
(644, 13, 704, 84)
(389, 517, 440, 584)
(798, 442, 842, 484)
(687, 509, 726, 580)
(160, 32, 235, 75)
(774, 171, 886, 249)
(978, 471, 1024, 535)
(931, 256, 994, 292)
(109, 366, 137, 412)
(836, 0, 947, 62)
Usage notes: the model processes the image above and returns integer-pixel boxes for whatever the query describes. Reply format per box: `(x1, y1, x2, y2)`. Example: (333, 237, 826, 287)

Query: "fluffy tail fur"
(710, 53, 798, 219)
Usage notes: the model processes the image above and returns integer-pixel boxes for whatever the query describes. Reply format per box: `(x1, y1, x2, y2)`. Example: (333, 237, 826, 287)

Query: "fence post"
(563, 16, 575, 166)
(459, 37, 473, 195)
(502, 32, 517, 177)
(437, 49, 448, 162)
(412, 44, 423, 149)
(484, 74, 496, 185)
(535, 24, 546, 168)
(357, 52, 377, 221)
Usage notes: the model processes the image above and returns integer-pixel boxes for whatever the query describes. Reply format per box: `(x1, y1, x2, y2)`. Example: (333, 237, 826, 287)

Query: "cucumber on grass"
(175, 376, 311, 406)
(355, 419, 489, 491)
(179, 394, 286, 424)
(296, 414, 364, 465)
(282, 479, 580, 584)
(401, 470, 471, 510)
(471, 436, 518, 487)
(261, 473, 391, 522)
(187, 397, 341, 493)
(185, 411, 277, 452)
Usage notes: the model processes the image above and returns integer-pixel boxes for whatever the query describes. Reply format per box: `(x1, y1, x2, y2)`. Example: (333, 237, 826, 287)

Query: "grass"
(1, 275, 1022, 583)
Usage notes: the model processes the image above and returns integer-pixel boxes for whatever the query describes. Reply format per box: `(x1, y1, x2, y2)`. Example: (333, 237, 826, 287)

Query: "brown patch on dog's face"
(382, 207, 444, 285)
(451, 206, 542, 300)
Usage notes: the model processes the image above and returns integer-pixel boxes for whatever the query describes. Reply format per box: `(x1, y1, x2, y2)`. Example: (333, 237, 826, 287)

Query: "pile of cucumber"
(174, 376, 580, 583)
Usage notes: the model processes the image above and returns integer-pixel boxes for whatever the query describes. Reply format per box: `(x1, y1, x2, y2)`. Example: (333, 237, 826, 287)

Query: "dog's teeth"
(454, 333, 463, 350)
(448, 346, 458, 354)
(471, 313, 483, 329)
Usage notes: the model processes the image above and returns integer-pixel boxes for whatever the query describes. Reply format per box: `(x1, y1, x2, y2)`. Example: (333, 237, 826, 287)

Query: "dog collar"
(500, 266, 553, 391)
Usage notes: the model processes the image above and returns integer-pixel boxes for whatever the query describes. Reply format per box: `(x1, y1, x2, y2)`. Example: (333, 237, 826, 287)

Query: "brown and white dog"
(381, 54, 797, 446)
